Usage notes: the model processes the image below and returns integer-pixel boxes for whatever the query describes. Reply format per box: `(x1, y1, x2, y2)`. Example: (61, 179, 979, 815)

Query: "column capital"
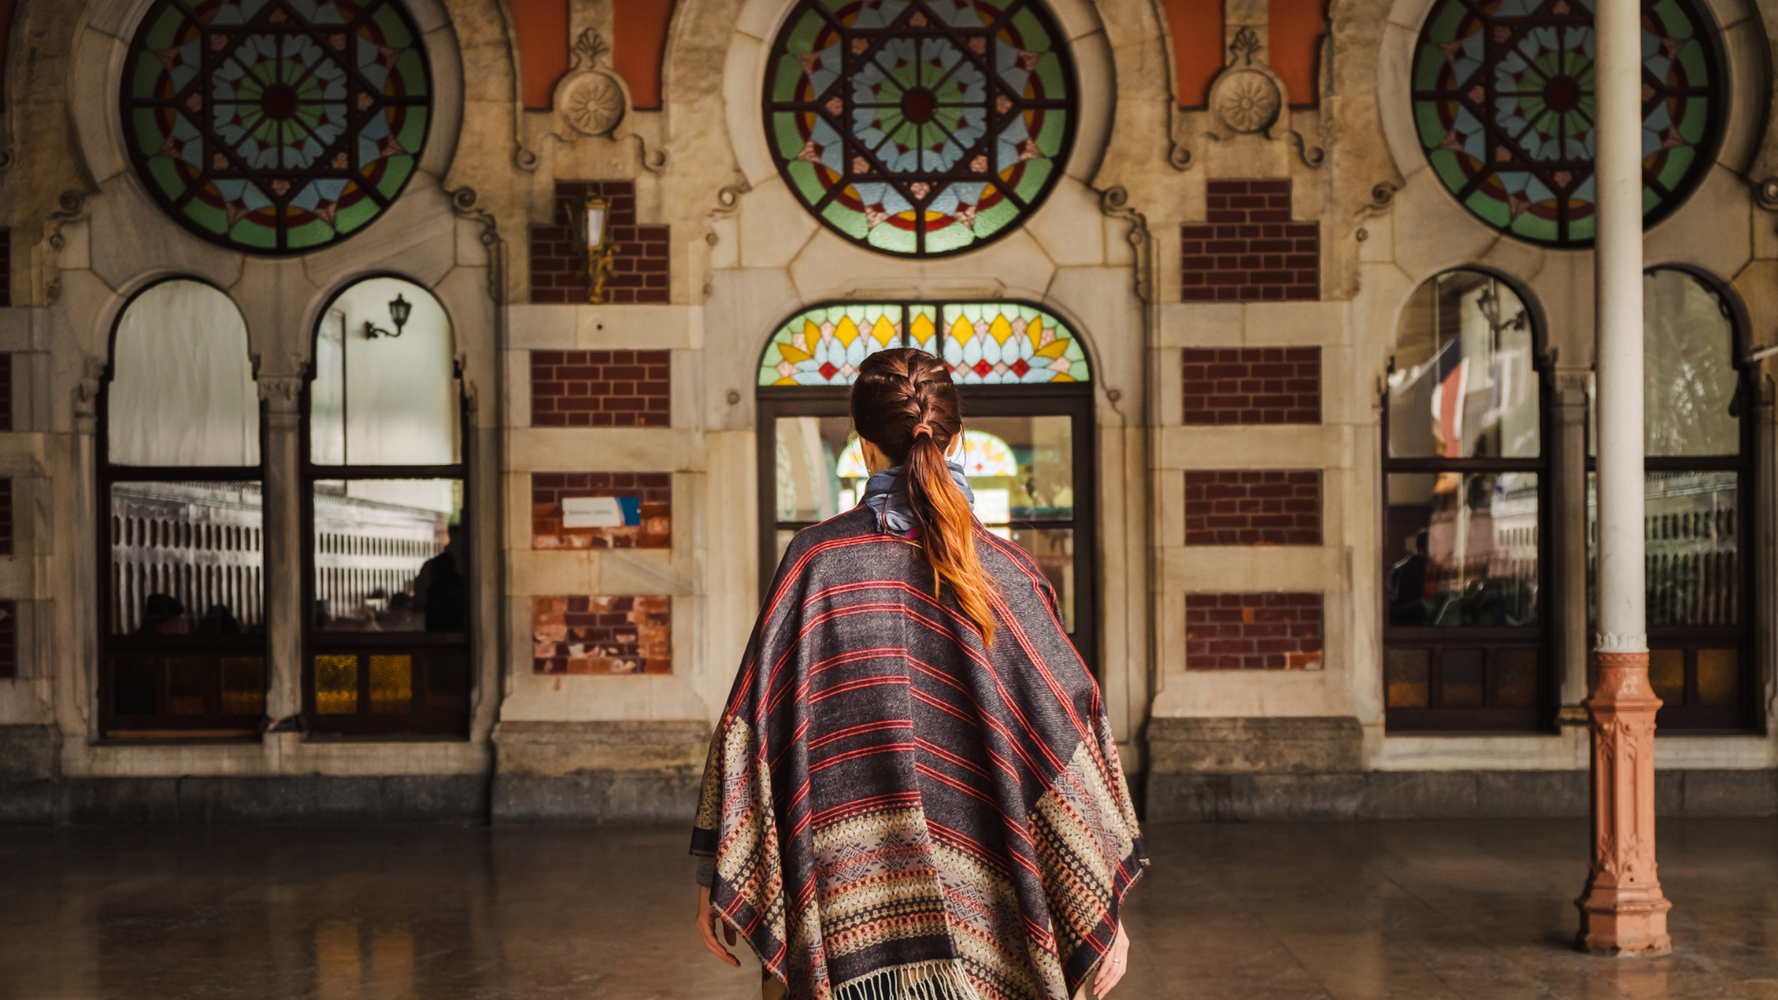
(257, 375, 304, 415)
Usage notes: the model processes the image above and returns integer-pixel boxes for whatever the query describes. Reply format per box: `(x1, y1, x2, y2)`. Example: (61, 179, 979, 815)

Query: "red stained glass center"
(902, 88, 937, 123)
(262, 84, 299, 120)
(1543, 75, 1580, 113)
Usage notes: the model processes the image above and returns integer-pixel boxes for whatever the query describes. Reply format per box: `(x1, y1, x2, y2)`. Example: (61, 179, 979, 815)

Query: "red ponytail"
(851, 350, 998, 645)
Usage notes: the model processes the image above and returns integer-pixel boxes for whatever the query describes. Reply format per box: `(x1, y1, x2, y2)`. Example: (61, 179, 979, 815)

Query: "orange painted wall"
(1269, 0, 1327, 107)
(613, 0, 676, 110)
(1160, 0, 1224, 109)
(512, 0, 570, 110)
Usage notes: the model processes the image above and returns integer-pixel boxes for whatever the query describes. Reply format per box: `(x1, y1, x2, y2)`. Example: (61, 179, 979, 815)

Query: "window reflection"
(110, 482, 265, 636)
(311, 277, 460, 466)
(312, 480, 463, 634)
(1386, 472, 1538, 627)
(772, 414, 1079, 631)
(1644, 269, 1739, 457)
(1387, 272, 1538, 460)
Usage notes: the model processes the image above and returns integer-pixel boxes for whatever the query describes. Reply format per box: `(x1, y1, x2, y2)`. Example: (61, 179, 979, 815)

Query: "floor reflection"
(3, 819, 1776, 999)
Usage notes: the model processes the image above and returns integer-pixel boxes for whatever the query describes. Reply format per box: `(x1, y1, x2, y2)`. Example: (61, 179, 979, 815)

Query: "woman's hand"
(696, 886, 740, 967)
(1092, 920, 1131, 996)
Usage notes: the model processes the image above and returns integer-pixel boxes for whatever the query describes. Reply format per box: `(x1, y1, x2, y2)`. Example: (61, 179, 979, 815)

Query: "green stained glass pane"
(821, 200, 870, 240)
(1410, 0, 1720, 247)
(765, 0, 1076, 258)
(120, 0, 432, 255)
(759, 304, 905, 386)
(972, 197, 1022, 240)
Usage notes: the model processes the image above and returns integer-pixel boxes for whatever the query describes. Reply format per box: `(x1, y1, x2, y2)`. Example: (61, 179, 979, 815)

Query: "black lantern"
(364, 294, 412, 339)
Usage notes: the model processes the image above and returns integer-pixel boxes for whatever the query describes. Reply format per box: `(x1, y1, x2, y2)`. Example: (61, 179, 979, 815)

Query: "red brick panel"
(1185, 470, 1320, 546)
(1181, 179, 1318, 302)
(530, 349, 670, 427)
(1185, 593, 1323, 670)
(530, 180, 669, 304)
(1182, 347, 1320, 425)
(532, 472, 671, 549)
(532, 594, 671, 674)
(0, 227, 11, 307)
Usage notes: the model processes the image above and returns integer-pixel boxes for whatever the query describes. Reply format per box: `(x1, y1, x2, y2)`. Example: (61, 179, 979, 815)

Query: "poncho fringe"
(693, 507, 1146, 1000)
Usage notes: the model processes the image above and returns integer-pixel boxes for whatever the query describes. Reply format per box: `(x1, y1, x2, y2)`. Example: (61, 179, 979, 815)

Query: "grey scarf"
(861, 462, 976, 537)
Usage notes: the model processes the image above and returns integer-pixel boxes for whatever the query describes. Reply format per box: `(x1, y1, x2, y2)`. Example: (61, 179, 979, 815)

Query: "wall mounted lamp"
(364, 294, 412, 339)
(574, 193, 618, 304)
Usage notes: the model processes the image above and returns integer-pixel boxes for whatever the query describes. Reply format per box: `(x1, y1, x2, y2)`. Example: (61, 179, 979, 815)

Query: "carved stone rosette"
(1574, 650, 1672, 956)
(554, 30, 627, 139)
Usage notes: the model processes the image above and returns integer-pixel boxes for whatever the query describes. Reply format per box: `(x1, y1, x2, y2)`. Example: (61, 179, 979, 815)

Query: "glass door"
(758, 387, 1097, 671)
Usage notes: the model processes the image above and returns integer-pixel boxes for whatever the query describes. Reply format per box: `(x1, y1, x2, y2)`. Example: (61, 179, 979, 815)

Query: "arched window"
(763, 0, 1078, 257)
(101, 280, 265, 738)
(120, 0, 433, 254)
(1589, 268, 1753, 730)
(1382, 270, 1548, 730)
(303, 277, 469, 736)
(757, 301, 1097, 668)
(1409, 0, 1722, 246)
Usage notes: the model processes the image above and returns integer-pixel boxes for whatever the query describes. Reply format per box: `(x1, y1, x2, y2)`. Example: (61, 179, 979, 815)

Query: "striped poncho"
(692, 506, 1146, 1000)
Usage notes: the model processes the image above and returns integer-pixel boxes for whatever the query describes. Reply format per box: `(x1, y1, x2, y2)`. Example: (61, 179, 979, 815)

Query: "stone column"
(1574, 0, 1671, 957)
(259, 376, 305, 728)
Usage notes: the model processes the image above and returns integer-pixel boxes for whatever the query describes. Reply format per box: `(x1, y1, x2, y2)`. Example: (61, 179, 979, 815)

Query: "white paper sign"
(563, 496, 625, 528)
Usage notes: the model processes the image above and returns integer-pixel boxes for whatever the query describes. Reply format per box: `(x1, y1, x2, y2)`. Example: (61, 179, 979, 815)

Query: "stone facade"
(0, 0, 1774, 824)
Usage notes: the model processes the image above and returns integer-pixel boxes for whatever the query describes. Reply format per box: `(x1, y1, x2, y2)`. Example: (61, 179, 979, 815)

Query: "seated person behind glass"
(378, 592, 423, 632)
(199, 604, 242, 634)
(414, 524, 466, 633)
(1388, 530, 1430, 626)
(137, 593, 188, 635)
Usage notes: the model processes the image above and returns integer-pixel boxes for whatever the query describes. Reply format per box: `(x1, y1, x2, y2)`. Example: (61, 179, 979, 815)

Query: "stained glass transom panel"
(759, 301, 1089, 385)
(121, 0, 432, 255)
(765, 0, 1077, 257)
(1410, 0, 1721, 246)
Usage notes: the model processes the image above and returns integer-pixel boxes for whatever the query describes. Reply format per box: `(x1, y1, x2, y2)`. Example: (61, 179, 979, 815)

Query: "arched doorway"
(755, 301, 1099, 670)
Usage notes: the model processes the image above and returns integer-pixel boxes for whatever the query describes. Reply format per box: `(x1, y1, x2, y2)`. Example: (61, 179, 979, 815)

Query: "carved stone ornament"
(554, 30, 627, 139)
(1212, 70, 1282, 134)
(1207, 28, 1282, 136)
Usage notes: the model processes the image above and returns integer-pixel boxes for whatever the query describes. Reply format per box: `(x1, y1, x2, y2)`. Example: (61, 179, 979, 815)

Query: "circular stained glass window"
(1411, 0, 1721, 247)
(764, 0, 1077, 257)
(121, 0, 432, 255)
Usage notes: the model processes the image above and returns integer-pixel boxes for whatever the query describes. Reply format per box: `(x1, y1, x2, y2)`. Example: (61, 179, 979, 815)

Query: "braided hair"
(851, 349, 998, 645)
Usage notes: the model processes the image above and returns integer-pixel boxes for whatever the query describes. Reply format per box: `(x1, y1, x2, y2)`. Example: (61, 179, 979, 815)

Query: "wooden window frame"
(298, 281, 473, 739)
(96, 279, 268, 741)
(1586, 266, 1761, 733)
(1381, 269, 1556, 732)
(757, 383, 1099, 675)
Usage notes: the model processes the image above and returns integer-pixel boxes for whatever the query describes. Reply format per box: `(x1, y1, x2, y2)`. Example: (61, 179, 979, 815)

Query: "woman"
(691, 349, 1145, 1000)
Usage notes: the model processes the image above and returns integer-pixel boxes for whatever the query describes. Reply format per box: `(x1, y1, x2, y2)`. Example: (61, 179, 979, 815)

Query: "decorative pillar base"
(1575, 887, 1672, 956)
(1574, 651, 1671, 957)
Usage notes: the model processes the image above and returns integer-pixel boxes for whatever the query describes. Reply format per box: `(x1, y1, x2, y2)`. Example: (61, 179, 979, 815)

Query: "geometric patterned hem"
(831, 959, 987, 1000)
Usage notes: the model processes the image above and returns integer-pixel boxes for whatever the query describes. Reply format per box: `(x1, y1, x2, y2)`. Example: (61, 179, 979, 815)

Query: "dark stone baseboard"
(1147, 768, 1778, 821)
(491, 769, 701, 823)
(0, 725, 61, 781)
(0, 775, 489, 825)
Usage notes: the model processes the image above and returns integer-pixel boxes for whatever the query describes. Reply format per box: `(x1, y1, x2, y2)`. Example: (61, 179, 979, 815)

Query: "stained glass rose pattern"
(122, 0, 431, 254)
(759, 301, 1089, 386)
(765, 0, 1076, 257)
(1411, 0, 1720, 246)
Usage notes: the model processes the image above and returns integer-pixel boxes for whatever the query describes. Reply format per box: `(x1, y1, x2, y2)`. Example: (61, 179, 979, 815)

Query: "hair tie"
(911, 422, 934, 439)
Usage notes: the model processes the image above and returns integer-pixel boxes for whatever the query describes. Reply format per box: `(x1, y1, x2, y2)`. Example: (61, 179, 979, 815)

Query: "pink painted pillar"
(1574, 0, 1670, 958)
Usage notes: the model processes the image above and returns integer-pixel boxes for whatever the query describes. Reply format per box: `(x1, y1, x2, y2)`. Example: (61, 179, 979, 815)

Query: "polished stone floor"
(3, 819, 1777, 999)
